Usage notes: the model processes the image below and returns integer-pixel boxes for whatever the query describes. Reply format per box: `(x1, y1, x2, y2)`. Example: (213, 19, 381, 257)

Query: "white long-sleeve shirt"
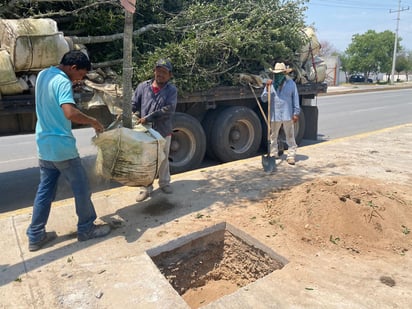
(261, 78, 300, 122)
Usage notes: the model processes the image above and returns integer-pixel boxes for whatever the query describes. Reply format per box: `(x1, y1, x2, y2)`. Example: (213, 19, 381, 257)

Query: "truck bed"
(177, 82, 328, 104)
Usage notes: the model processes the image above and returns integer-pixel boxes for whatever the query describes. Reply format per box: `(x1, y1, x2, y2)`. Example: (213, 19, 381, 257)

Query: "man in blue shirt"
(26, 51, 111, 251)
(131, 59, 177, 202)
(261, 62, 300, 165)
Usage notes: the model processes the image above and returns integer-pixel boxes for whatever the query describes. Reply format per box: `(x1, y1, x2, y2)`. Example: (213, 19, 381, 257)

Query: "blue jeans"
(26, 157, 97, 243)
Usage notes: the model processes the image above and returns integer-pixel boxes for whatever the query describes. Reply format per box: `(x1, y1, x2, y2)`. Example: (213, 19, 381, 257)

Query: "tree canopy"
(134, 0, 310, 92)
(343, 30, 400, 79)
(1, 0, 311, 92)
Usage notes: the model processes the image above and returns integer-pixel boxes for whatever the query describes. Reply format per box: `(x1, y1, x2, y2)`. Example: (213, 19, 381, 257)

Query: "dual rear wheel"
(169, 106, 262, 174)
(169, 106, 308, 174)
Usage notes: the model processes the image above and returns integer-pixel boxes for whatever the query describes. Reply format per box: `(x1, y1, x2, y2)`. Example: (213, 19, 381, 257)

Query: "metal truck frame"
(0, 81, 327, 174)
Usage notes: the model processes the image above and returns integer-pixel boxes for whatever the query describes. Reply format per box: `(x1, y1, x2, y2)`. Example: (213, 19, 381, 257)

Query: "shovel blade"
(262, 154, 276, 173)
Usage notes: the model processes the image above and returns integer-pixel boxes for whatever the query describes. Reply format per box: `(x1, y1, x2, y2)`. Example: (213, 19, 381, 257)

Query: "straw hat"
(269, 62, 293, 74)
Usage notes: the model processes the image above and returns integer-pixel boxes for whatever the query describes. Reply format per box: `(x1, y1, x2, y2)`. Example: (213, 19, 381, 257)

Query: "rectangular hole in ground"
(147, 222, 288, 308)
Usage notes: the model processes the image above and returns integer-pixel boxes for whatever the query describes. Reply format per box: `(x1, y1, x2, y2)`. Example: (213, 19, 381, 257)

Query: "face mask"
(273, 73, 285, 90)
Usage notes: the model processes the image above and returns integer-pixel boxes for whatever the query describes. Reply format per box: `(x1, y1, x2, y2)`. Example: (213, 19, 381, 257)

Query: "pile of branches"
(133, 0, 310, 93)
(1, 0, 310, 93)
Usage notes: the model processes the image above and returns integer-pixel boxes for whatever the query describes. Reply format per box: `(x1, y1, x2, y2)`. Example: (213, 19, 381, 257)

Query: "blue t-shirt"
(35, 66, 79, 161)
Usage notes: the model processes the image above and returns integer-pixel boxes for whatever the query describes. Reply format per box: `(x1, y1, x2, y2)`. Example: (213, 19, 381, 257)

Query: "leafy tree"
(395, 53, 408, 80)
(338, 53, 350, 82)
(133, 0, 311, 92)
(395, 51, 412, 81)
(318, 40, 339, 57)
(345, 30, 400, 82)
(1, 0, 312, 92)
(407, 51, 412, 81)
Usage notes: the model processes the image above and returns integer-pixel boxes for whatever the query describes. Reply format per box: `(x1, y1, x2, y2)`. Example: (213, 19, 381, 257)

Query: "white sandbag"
(0, 18, 70, 72)
(304, 56, 327, 83)
(0, 49, 28, 94)
(84, 80, 123, 115)
(299, 27, 321, 64)
(93, 125, 166, 187)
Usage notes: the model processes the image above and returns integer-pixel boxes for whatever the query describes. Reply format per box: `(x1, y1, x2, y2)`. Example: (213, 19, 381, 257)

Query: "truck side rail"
(177, 82, 328, 104)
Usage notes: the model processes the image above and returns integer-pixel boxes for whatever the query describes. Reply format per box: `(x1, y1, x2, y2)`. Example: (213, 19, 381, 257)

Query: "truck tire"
(209, 106, 262, 162)
(201, 107, 226, 161)
(170, 112, 206, 174)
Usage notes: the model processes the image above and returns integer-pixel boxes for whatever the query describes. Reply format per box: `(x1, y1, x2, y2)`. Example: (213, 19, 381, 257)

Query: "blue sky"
(305, 0, 412, 53)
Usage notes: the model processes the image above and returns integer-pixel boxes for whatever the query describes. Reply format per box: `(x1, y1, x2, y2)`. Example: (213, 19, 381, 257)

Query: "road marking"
(304, 123, 412, 148)
(0, 157, 37, 164)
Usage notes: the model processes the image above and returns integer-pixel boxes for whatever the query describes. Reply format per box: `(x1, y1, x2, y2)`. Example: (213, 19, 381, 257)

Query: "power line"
(308, 0, 392, 10)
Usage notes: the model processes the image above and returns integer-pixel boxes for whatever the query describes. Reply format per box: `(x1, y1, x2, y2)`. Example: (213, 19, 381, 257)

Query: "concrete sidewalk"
(1, 123, 412, 308)
(322, 81, 412, 95)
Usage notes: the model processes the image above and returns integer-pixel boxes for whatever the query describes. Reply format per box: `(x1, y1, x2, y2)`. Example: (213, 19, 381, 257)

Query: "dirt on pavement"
(154, 176, 412, 308)
(1, 124, 412, 308)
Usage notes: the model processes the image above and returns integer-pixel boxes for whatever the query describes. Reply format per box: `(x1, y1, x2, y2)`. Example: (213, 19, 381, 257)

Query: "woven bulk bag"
(299, 27, 321, 64)
(93, 125, 166, 187)
(304, 56, 327, 83)
(0, 18, 70, 72)
(0, 49, 28, 95)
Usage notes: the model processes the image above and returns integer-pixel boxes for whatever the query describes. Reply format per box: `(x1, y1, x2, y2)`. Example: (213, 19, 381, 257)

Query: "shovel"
(261, 85, 276, 172)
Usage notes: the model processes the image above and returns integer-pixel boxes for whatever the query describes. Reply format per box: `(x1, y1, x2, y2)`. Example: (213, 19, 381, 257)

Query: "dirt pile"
(265, 176, 412, 255)
(149, 176, 412, 308)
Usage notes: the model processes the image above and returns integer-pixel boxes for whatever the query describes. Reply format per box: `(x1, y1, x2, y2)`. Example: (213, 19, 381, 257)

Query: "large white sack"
(299, 27, 321, 64)
(0, 49, 28, 95)
(93, 125, 166, 187)
(304, 56, 327, 83)
(0, 18, 70, 72)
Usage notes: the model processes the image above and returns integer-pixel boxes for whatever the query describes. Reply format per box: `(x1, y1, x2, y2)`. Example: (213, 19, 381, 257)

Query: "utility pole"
(390, 0, 409, 84)
(120, 0, 136, 129)
(122, 10, 134, 129)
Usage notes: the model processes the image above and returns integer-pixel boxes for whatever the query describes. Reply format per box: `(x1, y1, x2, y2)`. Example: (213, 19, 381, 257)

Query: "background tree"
(318, 40, 339, 57)
(407, 51, 412, 81)
(395, 53, 408, 80)
(344, 30, 400, 82)
(395, 52, 412, 81)
(338, 53, 350, 82)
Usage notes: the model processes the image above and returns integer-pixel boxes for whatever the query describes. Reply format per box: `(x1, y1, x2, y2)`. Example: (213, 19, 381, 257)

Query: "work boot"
(160, 185, 173, 194)
(77, 224, 111, 242)
(28, 231, 57, 252)
(287, 157, 296, 165)
(135, 186, 150, 202)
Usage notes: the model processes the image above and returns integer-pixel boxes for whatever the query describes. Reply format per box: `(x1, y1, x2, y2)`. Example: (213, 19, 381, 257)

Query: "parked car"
(349, 74, 373, 83)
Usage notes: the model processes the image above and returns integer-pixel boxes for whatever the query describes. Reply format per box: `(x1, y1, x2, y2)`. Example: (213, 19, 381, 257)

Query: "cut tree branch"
(28, 1, 121, 18)
(69, 24, 168, 44)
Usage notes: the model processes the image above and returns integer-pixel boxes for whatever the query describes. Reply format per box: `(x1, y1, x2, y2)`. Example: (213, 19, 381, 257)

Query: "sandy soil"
(153, 176, 412, 308)
(2, 124, 412, 308)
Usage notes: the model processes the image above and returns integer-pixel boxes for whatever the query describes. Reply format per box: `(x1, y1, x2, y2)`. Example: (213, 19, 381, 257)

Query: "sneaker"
(160, 185, 173, 194)
(28, 231, 57, 252)
(77, 224, 111, 242)
(287, 157, 296, 165)
(135, 188, 150, 202)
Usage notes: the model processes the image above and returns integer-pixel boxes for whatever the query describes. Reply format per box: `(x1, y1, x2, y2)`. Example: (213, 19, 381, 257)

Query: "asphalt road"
(316, 88, 412, 140)
(1, 87, 411, 213)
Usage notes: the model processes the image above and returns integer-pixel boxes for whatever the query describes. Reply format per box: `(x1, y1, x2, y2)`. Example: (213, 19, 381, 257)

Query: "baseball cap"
(155, 59, 173, 72)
